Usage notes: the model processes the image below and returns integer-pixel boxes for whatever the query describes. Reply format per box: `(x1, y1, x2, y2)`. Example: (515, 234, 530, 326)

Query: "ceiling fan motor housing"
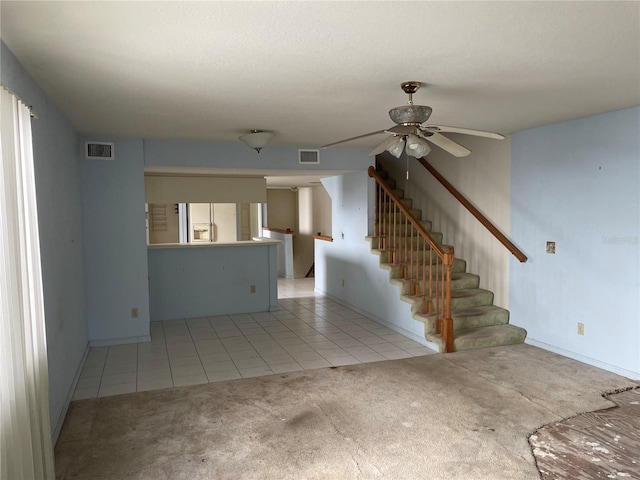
(388, 105, 433, 125)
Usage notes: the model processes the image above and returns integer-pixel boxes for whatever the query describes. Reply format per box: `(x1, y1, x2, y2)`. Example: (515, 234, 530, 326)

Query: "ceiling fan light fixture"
(405, 134, 431, 158)
(323, 81, 504, 157)
(388, 105, 433, 125)
(386, 135, 406, 158)
(370, 135, 405, 158)
(239, 129, 274, 153)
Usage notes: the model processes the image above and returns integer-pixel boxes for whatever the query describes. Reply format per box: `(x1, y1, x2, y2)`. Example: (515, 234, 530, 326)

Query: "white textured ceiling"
(2, 1, 639, 151)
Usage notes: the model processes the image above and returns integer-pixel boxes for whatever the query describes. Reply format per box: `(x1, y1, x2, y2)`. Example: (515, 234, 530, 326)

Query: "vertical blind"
(0, 87, 55, 478)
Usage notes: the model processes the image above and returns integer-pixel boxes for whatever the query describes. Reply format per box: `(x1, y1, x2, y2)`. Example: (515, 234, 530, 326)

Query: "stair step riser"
(425, 326, 527, 352)
(369, 230, 436, 248)
(383, 259, 467, 276)
(380, 208, 422, 220)
(422, 290, 494, 313)
(375, 233, 444, 247)
(391, 274, 480, 296)
(419, 308, 509, 334)
(391, 189, 404, 199)
(376, 248, 447, 263)
(453, 326, 527, 351)
(453, 310, 509, 331)
(373, 222, 435, 235)
(378, 198, 413, 209)
(420, 275, 480, 291)
(398, 289, 493, 316)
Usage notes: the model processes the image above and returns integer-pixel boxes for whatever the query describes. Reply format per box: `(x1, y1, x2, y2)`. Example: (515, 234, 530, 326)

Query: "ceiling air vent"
(299, 149, 319, 165)
(85, 142, 115, 160)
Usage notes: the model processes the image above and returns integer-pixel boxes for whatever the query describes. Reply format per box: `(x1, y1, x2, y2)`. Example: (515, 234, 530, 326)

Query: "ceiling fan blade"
(423, 124, 505, 140)
(426, 132, 471, 157)
(321, 130, 387, 149)
(387, 124, 418, 135)
(369, 135, 394, 156)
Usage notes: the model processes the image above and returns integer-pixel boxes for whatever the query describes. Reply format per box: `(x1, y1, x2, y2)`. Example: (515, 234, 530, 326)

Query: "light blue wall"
(143, 139, 370, 171)
(1, 41, 88, 438)
(314, 171, 432, 345)
(81, 137, 151, 344)
(510, 107, 640, 379)
(78, 138, 370, 344)
(148, 244, 279, 321)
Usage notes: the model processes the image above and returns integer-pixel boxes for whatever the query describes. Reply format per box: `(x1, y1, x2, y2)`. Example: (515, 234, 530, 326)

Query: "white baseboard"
(53, 342, 90, 444)
(89, 335, 151, 348)
(315, 287, 439, 353)
(525, 338, 640, 381)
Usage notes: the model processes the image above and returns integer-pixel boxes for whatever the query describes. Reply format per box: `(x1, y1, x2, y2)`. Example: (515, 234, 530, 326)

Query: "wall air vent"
(85, 142, 115, 160)
(298, 149, 319, 165)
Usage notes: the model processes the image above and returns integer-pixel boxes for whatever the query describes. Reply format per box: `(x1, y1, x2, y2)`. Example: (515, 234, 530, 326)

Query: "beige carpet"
(55, 344, 636, 480)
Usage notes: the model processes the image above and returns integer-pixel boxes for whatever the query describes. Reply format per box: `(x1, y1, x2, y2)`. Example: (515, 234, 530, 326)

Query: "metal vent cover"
(85, 142, 114, 160)
(298, 149, 319, 164)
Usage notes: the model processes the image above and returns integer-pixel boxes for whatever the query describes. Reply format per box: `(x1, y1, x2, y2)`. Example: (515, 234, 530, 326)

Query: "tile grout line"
(82, 280, 433, 400)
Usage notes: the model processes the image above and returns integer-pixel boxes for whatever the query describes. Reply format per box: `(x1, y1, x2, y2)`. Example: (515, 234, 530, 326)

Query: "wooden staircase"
(367, 168, 527, 353)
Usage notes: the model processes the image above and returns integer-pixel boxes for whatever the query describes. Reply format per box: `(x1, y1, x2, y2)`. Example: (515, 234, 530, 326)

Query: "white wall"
(378, 136, 513, 309)
(262, 230, 294, 279)
(2, 41, 88, 440)
(511, 107, 640, 379)
(214, 203, 237, 243)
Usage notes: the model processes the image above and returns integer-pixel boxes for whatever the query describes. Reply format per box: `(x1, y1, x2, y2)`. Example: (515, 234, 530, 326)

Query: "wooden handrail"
(368, 166, 455, 352)
(368, 167, 447, 258)
(262, 227, 294, 235)
(313, 235, 333, 242)
(416, 157, 527, 263)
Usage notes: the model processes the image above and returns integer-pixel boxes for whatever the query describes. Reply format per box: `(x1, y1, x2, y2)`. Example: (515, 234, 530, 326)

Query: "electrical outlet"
(577, 322, 584, 335)
(546, 241, 556, 254)
(250, 285, 256, 293)
(131, 307, 139, 319)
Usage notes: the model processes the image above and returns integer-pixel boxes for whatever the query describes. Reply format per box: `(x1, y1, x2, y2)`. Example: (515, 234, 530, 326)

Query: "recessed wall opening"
(146, 202, 260, 245)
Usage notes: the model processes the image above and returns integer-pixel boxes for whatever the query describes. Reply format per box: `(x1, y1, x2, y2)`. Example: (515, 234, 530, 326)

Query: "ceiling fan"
(322, 81, 504, 158)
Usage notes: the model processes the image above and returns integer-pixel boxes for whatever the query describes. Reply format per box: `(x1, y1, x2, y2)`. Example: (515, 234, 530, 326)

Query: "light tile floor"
(73, 278, 435, 400)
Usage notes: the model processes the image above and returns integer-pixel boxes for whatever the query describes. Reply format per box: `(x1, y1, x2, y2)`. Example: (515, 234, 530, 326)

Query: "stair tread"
(456, 322, 524, 334)
(426, 324, 526, 352)
(453, 325, 527, 352)
(451, 304, 508, 317)
(450, 288, 492, 298)
(375, 258, 468, 275)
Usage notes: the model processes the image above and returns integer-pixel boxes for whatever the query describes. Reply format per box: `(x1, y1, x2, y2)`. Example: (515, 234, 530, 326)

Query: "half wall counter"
(147, 239, 280, 321)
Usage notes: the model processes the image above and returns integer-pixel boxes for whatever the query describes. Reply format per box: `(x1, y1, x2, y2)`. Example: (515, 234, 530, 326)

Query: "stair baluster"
(369, 166, 455, 352)
(368, 165, 527, 352)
